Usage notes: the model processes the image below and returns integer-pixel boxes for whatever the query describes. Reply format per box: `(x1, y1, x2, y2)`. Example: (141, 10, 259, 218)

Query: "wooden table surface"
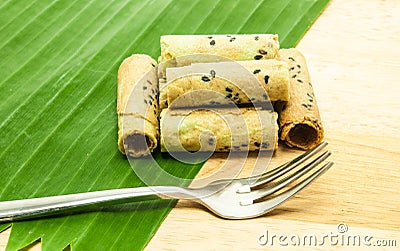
(1, 0, 400, 250)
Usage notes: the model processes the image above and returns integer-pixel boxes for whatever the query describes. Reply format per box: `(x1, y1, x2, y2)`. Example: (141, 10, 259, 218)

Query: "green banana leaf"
(0, 0, 329, 250)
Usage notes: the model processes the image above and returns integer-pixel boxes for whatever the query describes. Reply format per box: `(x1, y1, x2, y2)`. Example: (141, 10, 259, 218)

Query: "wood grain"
(1, 0, 400, 250)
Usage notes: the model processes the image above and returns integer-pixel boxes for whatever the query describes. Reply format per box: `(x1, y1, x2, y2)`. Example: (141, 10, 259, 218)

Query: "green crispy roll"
(277, 48, 324, 150)
(160, 34, 279, 63)
(159, 60, 290, 109)
(160, 108, 278, 152)
(158, 34, 280, 79)
(117, 54, 159, 157)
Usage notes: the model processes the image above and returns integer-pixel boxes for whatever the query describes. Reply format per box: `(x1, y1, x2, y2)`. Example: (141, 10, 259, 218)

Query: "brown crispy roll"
(117, 54, 159, 157)
(277, 48, 324, 150)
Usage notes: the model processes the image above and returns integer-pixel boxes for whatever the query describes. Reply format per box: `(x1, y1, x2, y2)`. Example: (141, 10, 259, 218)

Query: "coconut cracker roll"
(161, 34, 279, 62)
(158, 34, 280, 79)
(160, 108, 278, 152)
(160, 60, 290, 109)
(117, 54, 159, 157)
(277, 48, 324, 150)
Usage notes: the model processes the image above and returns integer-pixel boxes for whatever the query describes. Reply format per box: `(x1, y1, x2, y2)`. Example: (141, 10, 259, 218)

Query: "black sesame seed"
(147, 80, 152, 85)
(297, 79, 303, 83)
(288, 57, 295, 61)
(149, 100, 152, 105)
(251, 97, 256, 101)
(235, 93, 239, 96)
(152, 89, 155, 94)
(309, 99, 313, 102)
(297, 64, 301, 69)
(208, 138, 214, 145)
(164, 100, 168, 106)
(297, 70, 301, 74)
(313, 119, 319, 123)
(264, 75, 270, 85)
(226, 93, 233, 98)
(210, 69, 216, 78)
(229, 37, 236, 42)
(255, 36, 259, 41)
(259, 49, 267, 55)
(261, 142, 269, 148)
(143, 86, 147, 90)
(233, 146, 240, 149)
(253, 69, 261, 74)
(151, 63, 156, 67)
(254, 55, 263, 60)
(307, 93, 313, 98)
(233, 96, 238, 100)
(225, 87, 233, 92)
(210, 40, 215, 46)
(254, 142, 260, 147)
(153, 110, 157, 115)
(241, 144, 248, 147)
(148, 94, 153, 99)
(202, 76, 210, 82)
(224, 145, 229, 149)
(208, 36, 213, 39)
(290, 66, 295, 71)
(144, 100, 148, 104)
(263, 93, 268, 100)
(292, 74, 297, 78)
(301, 104, 308, 108)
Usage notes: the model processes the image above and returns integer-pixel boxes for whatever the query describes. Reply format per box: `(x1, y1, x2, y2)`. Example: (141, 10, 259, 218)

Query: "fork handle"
(0, 186, 192, 223)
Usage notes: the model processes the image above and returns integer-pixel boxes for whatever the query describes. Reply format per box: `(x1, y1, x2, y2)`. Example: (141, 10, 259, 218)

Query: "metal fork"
(0, 142, 332, 222)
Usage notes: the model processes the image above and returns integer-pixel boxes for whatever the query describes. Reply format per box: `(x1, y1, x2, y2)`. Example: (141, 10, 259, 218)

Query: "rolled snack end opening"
(124, 133, 154, 158)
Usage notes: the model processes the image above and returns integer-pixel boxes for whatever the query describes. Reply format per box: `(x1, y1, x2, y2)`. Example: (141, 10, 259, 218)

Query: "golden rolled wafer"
(277, 48, 324, 150)
(160, 108, 278, 152)
(117, 54, 159, 157)
(160, 60, 290, 109)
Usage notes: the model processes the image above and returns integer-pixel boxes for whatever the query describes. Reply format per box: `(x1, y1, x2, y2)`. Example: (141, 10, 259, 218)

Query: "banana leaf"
(0, 0, 330, 250)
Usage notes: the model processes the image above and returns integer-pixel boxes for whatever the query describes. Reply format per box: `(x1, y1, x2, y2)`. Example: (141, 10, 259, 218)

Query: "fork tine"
(249, 141, 328, 187)
(241, 151, 331, 201)
(242, 161, 334, 216)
